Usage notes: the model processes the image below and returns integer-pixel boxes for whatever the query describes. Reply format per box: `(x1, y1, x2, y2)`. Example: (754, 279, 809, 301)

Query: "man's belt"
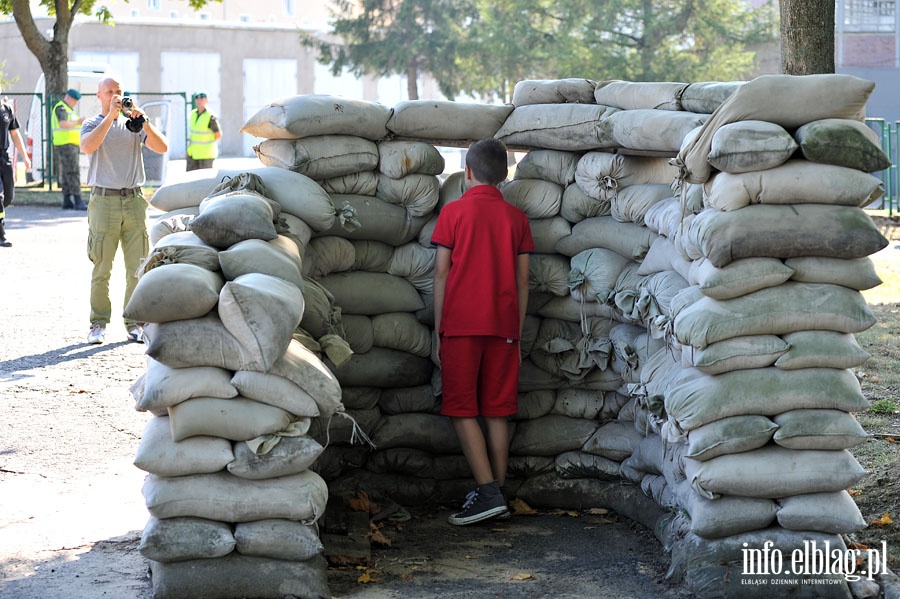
(92, 186, 142, 197)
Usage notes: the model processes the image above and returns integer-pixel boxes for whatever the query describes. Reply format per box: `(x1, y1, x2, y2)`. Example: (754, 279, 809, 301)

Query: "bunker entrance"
(138, 75, 887, 599)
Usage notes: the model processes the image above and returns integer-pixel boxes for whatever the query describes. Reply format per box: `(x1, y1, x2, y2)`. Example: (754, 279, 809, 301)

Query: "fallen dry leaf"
(465, 554, 478, 560)
(848, 488, 862, 496)
(510, 498, 538, 516)
(511, 572, 534, 581)
(872, 513, 893, 526)
(349, 490, 381, 515)
(886, 437, 897, 443)
(551, 509, 580, 518)
(369, 522, 392, 547)
(587, 507, 609, 515)
(357, 569, 382, 584)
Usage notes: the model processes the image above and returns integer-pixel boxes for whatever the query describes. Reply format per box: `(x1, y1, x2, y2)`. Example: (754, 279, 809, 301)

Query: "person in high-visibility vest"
(52, 89, 87, 210)
(185, 92, 221, 171)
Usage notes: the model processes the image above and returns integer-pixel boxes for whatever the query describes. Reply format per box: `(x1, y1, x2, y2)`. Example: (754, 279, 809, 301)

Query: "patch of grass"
(850, 299, 900, 571)
(870, 398, 900, 415)
(855, 304, 900, 403)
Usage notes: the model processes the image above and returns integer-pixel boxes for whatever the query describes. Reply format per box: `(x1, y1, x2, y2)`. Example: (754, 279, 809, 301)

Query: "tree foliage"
(301, 0, 476, 100)
(0, 59, 18, 91)
(309, 0, 777, 103)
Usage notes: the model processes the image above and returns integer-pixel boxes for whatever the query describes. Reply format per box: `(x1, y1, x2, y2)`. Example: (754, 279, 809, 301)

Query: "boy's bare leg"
(451, 416, 494, 484)
(484, 417, 510, 487)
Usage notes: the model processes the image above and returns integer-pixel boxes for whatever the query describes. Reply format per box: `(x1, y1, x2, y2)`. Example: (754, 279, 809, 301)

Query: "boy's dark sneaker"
(448, 481, 508, 526)
(496, 485, 512, 520)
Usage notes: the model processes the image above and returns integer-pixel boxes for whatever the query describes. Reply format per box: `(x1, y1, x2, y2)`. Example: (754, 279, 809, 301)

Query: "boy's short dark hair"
(466, 139, 509, 186)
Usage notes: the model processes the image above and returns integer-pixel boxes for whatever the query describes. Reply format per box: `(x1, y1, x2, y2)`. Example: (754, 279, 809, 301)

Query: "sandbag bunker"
(131, 74, 891, 598)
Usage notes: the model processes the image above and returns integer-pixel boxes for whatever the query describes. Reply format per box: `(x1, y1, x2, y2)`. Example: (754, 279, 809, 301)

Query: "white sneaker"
(127, 326, 144, 343)
(87, 325, 105, 345)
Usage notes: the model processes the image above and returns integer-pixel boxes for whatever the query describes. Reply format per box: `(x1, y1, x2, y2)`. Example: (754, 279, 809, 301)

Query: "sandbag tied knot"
(575, 334, 613, 372)
(650, 313, 673, 341)
(336, 200, 361, 232)
(245, 418, 313, 455)
(318, 333, 353, 367)
(207, 171, 271, 200)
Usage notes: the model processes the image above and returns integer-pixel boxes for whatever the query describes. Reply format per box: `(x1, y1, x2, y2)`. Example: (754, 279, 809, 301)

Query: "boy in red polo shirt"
(431, 139, 534, 525)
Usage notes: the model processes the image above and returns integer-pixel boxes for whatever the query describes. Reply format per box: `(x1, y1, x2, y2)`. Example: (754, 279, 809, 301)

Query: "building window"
(169, 10, 179, 18)
(199, 12, 211, 20)
(130, 8, 140, 16)
(147, 0, 160, 10)
(239, 14, 252, 22)
(285, 0, 296, 16)
(839, 0, 897, 32)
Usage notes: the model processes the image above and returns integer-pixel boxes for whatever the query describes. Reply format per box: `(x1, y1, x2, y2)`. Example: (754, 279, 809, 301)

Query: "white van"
(25, 61, 110, 183)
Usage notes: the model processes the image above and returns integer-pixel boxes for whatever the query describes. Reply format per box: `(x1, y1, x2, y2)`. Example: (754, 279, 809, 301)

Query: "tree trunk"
(12, 0, 75, 185)
(780, 0, 835, 74)
(406, 61, 419, 100)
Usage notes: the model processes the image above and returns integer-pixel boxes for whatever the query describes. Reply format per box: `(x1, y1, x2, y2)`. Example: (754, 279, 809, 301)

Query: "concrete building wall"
(66, 20, 319, 156)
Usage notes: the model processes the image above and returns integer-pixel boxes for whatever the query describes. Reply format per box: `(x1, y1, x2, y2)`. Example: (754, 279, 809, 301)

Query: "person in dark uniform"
(0, 86, 32, 247)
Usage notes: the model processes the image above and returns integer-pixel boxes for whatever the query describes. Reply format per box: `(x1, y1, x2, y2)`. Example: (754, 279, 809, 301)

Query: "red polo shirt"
(431, 184, 534, 339)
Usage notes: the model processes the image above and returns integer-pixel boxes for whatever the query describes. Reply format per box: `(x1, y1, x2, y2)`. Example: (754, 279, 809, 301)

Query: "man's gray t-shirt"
(81, 114, 146, 188)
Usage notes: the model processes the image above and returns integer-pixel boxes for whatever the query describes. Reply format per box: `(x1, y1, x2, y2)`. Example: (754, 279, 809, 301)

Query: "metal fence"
(7, 91, 187, 189)
(866, 118, 899, 215)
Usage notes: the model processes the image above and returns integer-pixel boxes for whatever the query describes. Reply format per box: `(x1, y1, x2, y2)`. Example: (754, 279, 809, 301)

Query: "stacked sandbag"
(640, 75, 888, 597)
(305, 141, 446, 490)
(497, 79, 715, 153)
(132, 178, 344, 599)
(228, 77, 887, 598)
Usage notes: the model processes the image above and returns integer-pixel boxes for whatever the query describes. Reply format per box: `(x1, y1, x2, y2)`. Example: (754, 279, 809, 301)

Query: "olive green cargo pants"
(86, 188, 149, 329)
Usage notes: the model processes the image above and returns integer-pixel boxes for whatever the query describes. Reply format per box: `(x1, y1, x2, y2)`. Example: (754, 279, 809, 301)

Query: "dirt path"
(0, 204, 689, 599)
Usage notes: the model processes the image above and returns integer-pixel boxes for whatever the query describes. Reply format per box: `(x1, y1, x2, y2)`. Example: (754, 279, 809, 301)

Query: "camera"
(120, 96, 146, 132)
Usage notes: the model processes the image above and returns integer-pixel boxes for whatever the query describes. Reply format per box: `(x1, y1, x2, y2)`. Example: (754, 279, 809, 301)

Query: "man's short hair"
(466, 139, 509, 186)
(194, 92, 207, 99)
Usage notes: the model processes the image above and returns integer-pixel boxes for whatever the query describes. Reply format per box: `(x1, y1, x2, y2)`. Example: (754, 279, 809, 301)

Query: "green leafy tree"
(561, 0, 775, 83)
(0, 59, 18, 92)
(449, 0, 580, 102)
(301, 0, 476, 100)
(312, 0, 775, 103)
(0, 0, 209, 181)
(0, 0, 115, 108)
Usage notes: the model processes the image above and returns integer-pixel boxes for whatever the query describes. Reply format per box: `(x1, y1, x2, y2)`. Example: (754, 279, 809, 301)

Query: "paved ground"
(0, 200, 691, 599)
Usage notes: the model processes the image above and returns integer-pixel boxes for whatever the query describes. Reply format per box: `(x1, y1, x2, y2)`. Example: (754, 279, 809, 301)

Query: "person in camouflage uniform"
(52, 89, 87, 210)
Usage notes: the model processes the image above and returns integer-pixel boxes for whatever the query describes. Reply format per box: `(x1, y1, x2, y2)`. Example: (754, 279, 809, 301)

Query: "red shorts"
(439, 335, 519, 418)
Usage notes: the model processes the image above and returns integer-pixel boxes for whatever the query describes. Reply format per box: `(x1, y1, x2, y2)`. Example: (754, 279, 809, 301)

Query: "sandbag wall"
(140, 74, 889, 599)
(130, 169, 349, 598)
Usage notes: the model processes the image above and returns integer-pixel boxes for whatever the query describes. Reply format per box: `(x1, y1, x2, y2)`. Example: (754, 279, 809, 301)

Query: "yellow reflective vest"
(188, 109, 218, 160)
(51, 101, 80, 146)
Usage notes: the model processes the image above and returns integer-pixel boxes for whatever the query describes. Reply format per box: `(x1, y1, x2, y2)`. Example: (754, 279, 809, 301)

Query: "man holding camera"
(80, 77, 168, 345)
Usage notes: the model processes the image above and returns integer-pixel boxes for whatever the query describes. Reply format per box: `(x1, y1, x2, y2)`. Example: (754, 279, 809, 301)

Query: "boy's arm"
(516, 253, 530, 338)
(433, 246, 451, 366)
